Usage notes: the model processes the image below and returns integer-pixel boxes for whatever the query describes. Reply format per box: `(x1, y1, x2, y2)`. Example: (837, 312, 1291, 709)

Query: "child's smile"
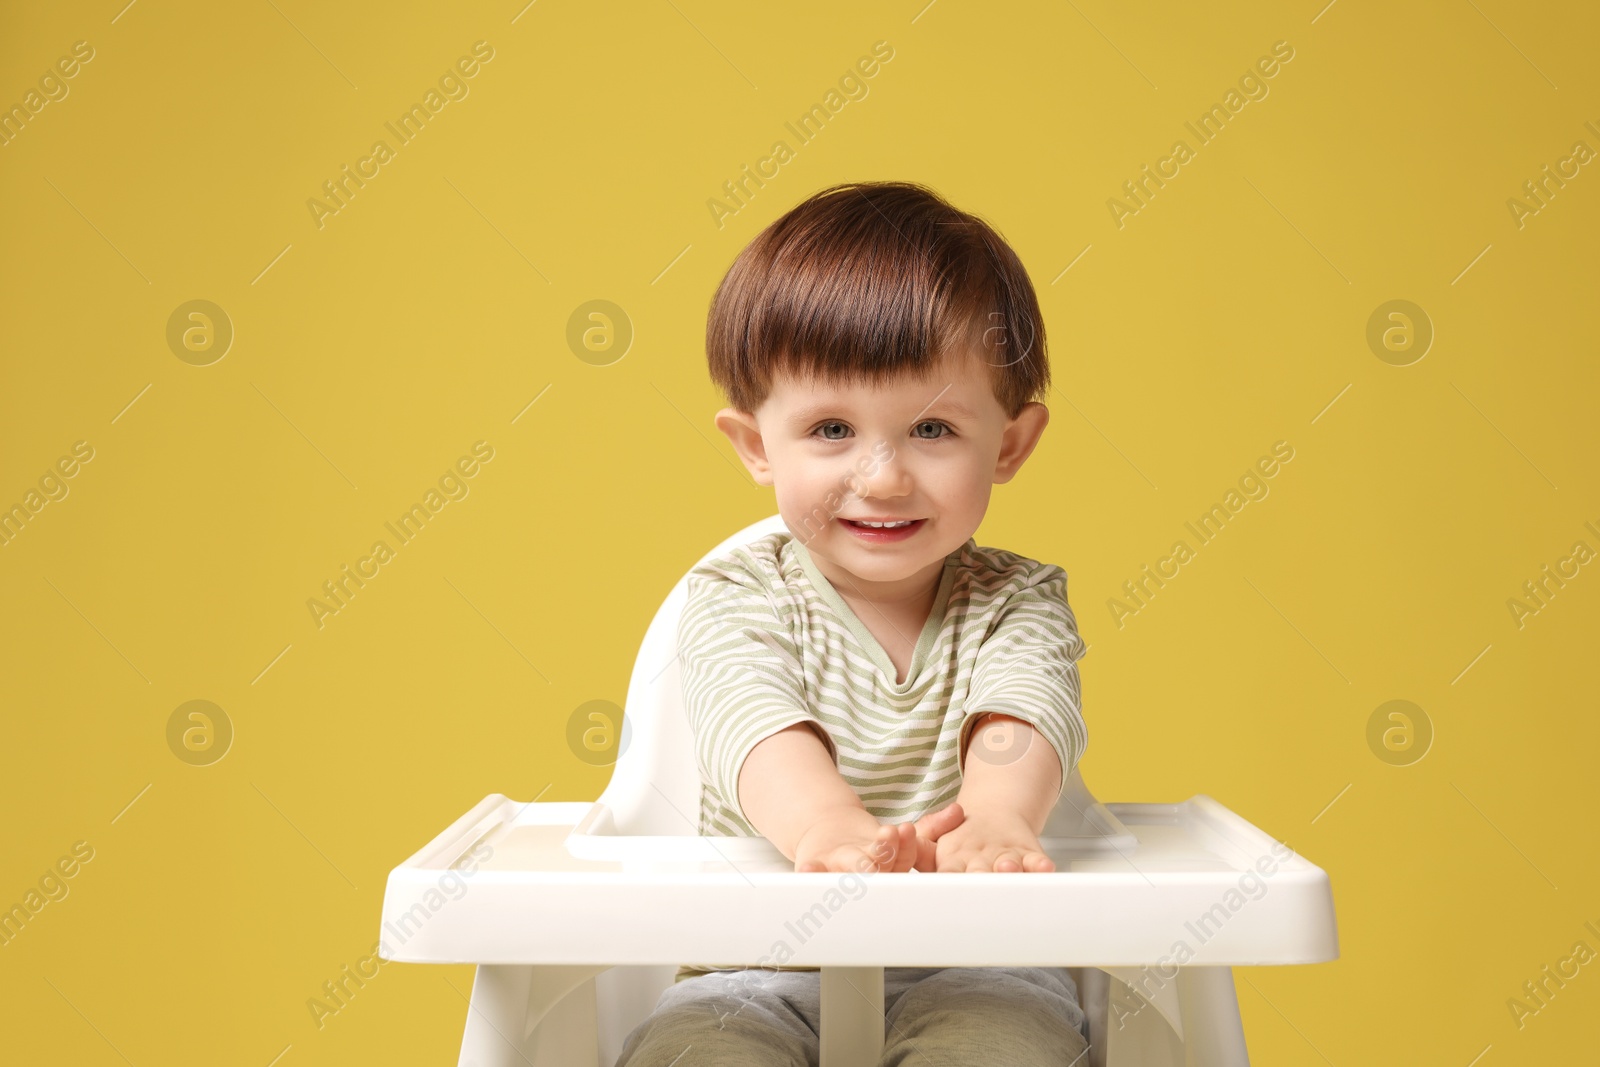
(838, 516, 926, 542)
(714, 344, 1051, 608)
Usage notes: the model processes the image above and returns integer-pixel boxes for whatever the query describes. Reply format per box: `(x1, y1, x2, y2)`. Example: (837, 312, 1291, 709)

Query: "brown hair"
(705, 180, 1050, 419)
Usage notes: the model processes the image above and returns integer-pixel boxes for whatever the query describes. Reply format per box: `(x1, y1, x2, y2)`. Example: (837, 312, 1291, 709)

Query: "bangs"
(706, 181, 1048, 419)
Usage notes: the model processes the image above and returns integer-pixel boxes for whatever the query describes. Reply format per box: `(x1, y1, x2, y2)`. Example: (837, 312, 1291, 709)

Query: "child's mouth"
(838, 518, 925, 543)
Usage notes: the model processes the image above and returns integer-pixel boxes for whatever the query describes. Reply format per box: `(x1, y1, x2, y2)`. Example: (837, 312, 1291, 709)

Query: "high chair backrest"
(599, 512, 1113, 841)
(599, 513, 789, 836)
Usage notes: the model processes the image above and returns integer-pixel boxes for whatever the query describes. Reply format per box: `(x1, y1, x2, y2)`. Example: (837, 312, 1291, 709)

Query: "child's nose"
(850, 449, 914, 499)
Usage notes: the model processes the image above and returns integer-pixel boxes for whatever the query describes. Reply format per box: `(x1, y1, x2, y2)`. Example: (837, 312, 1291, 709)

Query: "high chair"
(379, 513, 1339, 1067)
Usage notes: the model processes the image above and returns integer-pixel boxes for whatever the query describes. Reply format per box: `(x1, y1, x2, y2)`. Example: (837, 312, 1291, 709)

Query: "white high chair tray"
(380, 793, 1337, 969)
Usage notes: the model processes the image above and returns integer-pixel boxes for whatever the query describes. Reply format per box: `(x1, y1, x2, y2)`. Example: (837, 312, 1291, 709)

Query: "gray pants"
(615, 966, 1091, 1066)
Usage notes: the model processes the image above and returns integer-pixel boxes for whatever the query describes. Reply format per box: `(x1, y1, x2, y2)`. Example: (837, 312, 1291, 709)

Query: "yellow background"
(3, 0, 1596, 1063)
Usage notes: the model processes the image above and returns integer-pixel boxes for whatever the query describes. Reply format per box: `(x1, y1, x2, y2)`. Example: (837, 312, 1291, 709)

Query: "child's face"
(715, 347, 1050, 593)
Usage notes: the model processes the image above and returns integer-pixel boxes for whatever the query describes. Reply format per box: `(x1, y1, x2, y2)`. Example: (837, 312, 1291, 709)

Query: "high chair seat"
(379, 513, 1339, 1066)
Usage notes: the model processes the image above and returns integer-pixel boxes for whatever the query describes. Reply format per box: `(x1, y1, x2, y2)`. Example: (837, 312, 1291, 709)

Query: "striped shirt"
(673, 529, 1088, 983)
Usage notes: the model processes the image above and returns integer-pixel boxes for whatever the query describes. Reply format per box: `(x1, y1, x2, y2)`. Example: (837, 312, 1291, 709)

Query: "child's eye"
(813, 421, 852, 441)
(810, 421, 953, 441)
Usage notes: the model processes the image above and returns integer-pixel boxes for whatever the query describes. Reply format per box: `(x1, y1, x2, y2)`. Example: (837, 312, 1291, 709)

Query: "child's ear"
(714, 407, 775, 486)
(993, 402, 1049, 484)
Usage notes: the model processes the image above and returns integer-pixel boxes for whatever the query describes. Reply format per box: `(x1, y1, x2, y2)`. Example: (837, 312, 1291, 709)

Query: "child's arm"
(675, 562, 964, 870)
(740, 722, 963, 873)
(937, 561, 1087, 873)
(934, 713, 1063, 873)
(961, 712, 1063, 831)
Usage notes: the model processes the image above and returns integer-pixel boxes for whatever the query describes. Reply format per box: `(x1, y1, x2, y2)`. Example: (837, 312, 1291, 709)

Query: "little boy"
(616, 180, 1091, 1065)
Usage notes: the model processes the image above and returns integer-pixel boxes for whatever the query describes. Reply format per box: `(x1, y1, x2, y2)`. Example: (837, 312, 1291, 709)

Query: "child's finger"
(853, 829, 893, 873)
(913, 833, 938, 872)
(914, 802, 965, 842)
(884, 824, 915, 872)
(1022, 850, 1056, 873)
(892, 822, 917, 872)
(993, 849, 1023, 872)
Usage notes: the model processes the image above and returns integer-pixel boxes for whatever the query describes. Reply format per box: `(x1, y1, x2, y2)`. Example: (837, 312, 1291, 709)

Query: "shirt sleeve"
(677, 563, 834, 832)
(959, 563, 1088, 798)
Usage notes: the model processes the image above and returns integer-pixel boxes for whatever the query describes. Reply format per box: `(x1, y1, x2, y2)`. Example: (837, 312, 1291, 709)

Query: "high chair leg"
(819, 966, 884, 1067)
(457, 963, 608, 1067)
(1094, 966, 1249, 1067)
(1175, 968, 1248, 1066)
(1067, 967, 1109, 1067)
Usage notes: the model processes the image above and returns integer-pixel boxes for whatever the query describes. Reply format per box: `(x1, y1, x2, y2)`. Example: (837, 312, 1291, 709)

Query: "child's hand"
(932, 808, 1056, 873)
(794, 807, 920, 873)
(909, 801, 966, 872)
(792, 802, 970, 874)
